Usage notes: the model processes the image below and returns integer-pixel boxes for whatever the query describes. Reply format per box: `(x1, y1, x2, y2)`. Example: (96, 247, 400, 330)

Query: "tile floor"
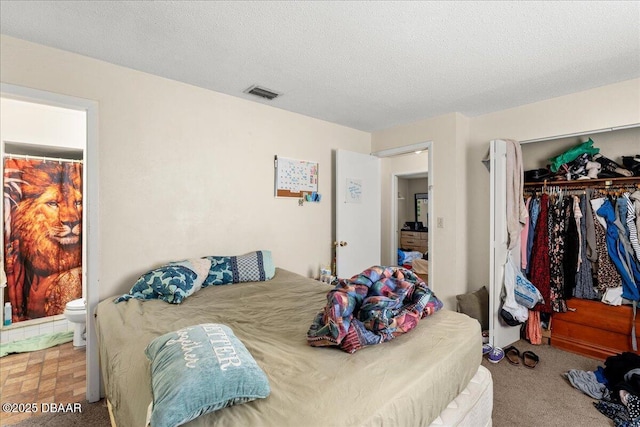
(0, 342, 85, 425)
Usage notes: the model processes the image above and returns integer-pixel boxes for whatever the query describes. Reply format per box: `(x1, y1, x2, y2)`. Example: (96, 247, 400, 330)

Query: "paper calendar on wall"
(274, 156, 319, 198)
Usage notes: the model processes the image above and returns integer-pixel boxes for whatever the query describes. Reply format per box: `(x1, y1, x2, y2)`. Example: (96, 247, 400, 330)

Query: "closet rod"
(524, 180, 640, 195)
(520, 123, 640, 144)
(3, 153, 83, 164)
(524, 177, 640, 187)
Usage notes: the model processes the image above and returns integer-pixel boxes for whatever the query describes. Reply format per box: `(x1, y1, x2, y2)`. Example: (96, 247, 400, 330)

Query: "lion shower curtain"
(3, 158, 83, 323)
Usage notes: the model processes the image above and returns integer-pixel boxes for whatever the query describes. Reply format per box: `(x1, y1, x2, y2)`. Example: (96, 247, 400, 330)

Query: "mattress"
(96, 268, 484, 426)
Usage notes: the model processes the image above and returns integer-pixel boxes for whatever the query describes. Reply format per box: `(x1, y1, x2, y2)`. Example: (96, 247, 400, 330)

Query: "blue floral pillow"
(145, 324, 271, 427)
(202, 250, 276, 287)
(114, 258, 212, 304)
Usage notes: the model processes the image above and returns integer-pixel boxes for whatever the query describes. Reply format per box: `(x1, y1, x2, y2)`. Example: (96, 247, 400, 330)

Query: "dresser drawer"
(401, 231, 428, 241)
(400, 237, 427, 253)
(552, 298, 640, 360)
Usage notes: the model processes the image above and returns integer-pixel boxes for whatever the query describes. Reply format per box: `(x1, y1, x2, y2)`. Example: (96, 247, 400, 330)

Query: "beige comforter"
(96, 268, 481, 427)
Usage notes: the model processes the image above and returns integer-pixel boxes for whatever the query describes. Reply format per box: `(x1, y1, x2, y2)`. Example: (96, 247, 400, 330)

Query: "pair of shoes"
(487, 347, 504, 364)
(522, 350, 539, 368)
(503, 345, 540, 368)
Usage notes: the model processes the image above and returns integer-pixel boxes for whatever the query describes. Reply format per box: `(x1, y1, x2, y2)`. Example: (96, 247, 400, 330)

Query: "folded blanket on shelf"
(307, 265, 443, 353)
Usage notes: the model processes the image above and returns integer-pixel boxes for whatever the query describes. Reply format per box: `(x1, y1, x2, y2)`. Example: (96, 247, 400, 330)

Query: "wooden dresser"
(400, 230, 428, 253)
(551, 298, 640, 361)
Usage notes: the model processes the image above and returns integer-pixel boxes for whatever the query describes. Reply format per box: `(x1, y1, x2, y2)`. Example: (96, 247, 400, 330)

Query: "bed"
(95, 268, 492, 426)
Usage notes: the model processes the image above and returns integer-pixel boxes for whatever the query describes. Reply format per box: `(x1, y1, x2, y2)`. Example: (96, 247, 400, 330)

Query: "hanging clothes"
(592, 196, 623, 291)
(618, 196, 631, 240)
(521, 197, 531, 270)
(597, 199, 640, 351)
(530, 194, 552, 313)
(526, 309, 542, 345)
(574, 196, 583, 273)
(563, 196, 580, 300)
(624, 192, 640, 262)
(630, 191, 640, 250)
(597, 199, 640, 301)
(548, 195, 569, 313)
(505, 140, 528, 250)
(584, 188, 598, 263)
(574, 194, 599, 300)
(525, 197, 540, 275)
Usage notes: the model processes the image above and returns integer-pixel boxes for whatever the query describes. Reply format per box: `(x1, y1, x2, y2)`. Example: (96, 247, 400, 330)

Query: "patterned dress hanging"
(548, 195, 569, 313)
(530, 194, 551, 313)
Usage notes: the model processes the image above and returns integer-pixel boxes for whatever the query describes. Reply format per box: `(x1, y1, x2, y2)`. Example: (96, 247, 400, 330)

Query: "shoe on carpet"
(482, 343, 492, 355)
(504, 345, 521, 365)
(487, 347, 505, 363)
(522, 350, 539, 368)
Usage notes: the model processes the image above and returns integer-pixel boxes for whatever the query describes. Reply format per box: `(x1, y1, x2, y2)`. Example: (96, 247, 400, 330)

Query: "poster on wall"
(345, 177, 362, 203)
(3, 157, 83, 323)
(274, 155, 319, 198)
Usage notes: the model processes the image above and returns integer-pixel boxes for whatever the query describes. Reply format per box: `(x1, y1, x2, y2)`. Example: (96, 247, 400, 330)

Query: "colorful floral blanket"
(307, 265, 443, 353)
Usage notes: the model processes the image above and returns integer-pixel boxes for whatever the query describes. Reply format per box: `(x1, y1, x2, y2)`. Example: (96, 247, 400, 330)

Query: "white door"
(335, 149, 381, 278)
(489, 140, 521, 349)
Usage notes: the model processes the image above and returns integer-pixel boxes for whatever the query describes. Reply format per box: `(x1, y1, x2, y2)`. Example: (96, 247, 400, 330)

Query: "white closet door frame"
(489, 139, 521, 349)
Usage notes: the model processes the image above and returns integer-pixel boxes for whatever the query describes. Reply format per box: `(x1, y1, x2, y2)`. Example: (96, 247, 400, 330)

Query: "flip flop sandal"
(504, 345, 520, 365)
(522, 350, 539, 368)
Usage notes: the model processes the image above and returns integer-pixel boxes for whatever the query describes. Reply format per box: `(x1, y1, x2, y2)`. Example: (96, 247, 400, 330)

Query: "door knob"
(339, 241, 348, 247)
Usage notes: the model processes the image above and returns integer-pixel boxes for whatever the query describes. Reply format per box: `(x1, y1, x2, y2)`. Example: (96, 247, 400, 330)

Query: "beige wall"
(397, 178, 410, 230)
(0, 36, 371, 300)
(0, 98, 86, 150)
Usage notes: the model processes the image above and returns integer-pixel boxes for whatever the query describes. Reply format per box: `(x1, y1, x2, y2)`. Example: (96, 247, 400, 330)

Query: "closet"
(523, 177, 640, 359)
(489, 127, 640, 358)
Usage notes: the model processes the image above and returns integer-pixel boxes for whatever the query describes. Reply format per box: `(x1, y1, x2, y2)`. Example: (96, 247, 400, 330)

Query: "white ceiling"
(1, 1, 639, 132)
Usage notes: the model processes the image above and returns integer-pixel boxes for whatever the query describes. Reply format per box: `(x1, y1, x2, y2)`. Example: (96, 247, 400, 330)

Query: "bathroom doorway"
(0, 84, 100, 403)
(1, 98, 85, 326)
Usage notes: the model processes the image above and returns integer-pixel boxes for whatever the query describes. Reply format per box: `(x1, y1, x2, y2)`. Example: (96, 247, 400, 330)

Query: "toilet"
(64, 298, 86, 348)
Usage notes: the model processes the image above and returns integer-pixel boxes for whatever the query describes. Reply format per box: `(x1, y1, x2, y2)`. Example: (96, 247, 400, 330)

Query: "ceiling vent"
(244, 85, 281, 100)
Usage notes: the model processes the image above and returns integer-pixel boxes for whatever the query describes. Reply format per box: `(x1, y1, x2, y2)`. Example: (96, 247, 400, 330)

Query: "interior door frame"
(383, 141, 433, 288)
(0, 83, 101, 402)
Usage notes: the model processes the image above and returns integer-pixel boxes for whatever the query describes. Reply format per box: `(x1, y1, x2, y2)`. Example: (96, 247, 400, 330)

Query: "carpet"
(483, 339, 610, 427)
(5, 400, 110, 427)
(0, 331, 73, 358)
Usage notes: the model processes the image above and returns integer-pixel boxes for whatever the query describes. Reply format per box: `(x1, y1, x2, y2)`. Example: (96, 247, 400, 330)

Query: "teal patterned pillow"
(145, 324, 271, 427)
(114, 258, 211, 304)
(202, 250, 275, 287)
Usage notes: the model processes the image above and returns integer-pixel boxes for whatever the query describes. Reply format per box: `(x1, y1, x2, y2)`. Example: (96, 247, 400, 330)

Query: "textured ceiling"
(1, 1, 639, 132)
